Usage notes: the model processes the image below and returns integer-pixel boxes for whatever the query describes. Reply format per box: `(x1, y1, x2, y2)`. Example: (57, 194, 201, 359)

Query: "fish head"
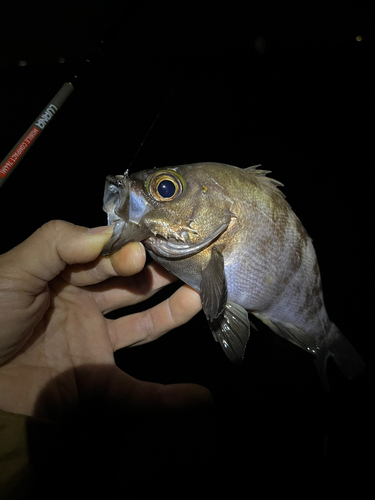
(102, 163, 234, 258)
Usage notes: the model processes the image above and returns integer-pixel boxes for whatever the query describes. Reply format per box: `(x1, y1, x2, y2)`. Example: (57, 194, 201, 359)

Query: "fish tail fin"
(314, 323, 366, 389)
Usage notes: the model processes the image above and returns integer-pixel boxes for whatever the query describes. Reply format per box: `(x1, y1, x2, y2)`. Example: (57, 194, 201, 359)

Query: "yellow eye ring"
(146, 170, 185, 201)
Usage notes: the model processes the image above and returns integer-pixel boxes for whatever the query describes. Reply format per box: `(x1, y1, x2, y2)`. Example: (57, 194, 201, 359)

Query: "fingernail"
(136, 241, 145, 254)
(87, 225, 114, 235)
(134, 241, 146, 260)
(120, 241, 146, 259)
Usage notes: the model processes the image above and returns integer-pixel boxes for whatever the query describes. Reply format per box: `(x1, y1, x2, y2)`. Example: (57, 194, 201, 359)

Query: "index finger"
(63, 242, 147, 286)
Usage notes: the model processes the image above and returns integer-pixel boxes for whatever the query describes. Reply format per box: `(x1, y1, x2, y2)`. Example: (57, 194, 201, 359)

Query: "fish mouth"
(144, 222, 228, 258)
(102, 173, 152, 255)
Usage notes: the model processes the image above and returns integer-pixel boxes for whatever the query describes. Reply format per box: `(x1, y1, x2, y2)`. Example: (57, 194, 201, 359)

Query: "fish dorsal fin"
(243, 165, 286, 199)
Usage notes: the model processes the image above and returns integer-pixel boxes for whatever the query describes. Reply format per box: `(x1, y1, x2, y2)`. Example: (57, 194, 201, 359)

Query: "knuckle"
(142, 309, 159, 342)
(40, 219, 69, 234)
(37, 220, 74, 246)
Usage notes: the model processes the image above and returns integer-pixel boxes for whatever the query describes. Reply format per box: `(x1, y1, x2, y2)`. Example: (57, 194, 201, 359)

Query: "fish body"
(102, 162, 365, 385)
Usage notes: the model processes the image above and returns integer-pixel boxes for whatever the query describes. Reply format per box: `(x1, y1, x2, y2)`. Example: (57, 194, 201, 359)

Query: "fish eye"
(157, 179, 176, 198)
(146, 170, 185, 202)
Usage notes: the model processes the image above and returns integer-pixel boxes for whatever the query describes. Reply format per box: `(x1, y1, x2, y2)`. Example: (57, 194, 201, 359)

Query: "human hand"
(0, 220, 208, 420)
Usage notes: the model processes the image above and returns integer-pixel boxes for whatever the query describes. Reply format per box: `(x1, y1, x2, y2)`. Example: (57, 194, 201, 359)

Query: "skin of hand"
(0, 220, 209, 421)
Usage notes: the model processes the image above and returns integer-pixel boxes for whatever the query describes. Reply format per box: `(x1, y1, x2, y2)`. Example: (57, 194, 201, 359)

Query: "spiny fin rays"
(243, 164, 286, 199)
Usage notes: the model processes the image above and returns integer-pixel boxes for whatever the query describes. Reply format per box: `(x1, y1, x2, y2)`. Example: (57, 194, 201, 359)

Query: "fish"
(102, 162, 365, 387)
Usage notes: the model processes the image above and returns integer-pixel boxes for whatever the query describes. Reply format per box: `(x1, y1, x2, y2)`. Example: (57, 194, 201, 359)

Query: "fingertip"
(183, 284, 203, 312)
(87, 225, 114, 236)
(168, 285, 202, 326)
(136, 241, 146, 260)
(84, 225, 115, 258)
(111, 241, 146, 277)
(130, 242, 147, 273)
(127, 242, 146, 269)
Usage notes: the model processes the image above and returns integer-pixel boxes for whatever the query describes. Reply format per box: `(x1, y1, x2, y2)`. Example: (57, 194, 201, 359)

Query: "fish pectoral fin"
(209, 301, 250, 364)
(201, 248, 250, 363)
(262, 317, 318, 354)
(200, 246, 228, 321)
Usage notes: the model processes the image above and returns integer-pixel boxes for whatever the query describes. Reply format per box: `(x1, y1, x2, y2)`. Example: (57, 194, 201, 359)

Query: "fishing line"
(128, 85, 176, 171)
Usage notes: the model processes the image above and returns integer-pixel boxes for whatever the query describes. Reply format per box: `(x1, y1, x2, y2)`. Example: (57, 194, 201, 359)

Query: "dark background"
(1, 1, 374, 497)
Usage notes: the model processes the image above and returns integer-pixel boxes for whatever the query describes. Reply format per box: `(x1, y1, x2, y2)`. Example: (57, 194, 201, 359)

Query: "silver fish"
(102, 162, 365, 386)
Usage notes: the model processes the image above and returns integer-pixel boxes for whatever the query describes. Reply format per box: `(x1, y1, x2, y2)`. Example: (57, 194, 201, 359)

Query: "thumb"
(3, 220, 113, 290)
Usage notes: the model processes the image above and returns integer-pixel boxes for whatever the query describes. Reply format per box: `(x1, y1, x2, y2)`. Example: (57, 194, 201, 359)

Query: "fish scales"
(102, 162, 365, 387)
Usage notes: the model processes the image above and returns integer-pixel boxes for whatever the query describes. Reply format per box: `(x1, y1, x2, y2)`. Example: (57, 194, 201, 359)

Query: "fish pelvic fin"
(314, 323, 366, 390)
(209, 301, 251, 364)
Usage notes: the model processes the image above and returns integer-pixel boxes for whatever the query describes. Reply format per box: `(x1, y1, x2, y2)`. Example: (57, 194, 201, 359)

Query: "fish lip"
(102, 173, 128, 225)
(102, 172, 150, 256)
(144, 222, 229, 258)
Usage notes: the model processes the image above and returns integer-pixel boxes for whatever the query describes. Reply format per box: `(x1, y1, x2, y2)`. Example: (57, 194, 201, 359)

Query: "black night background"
(1, 1, 374, 497)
